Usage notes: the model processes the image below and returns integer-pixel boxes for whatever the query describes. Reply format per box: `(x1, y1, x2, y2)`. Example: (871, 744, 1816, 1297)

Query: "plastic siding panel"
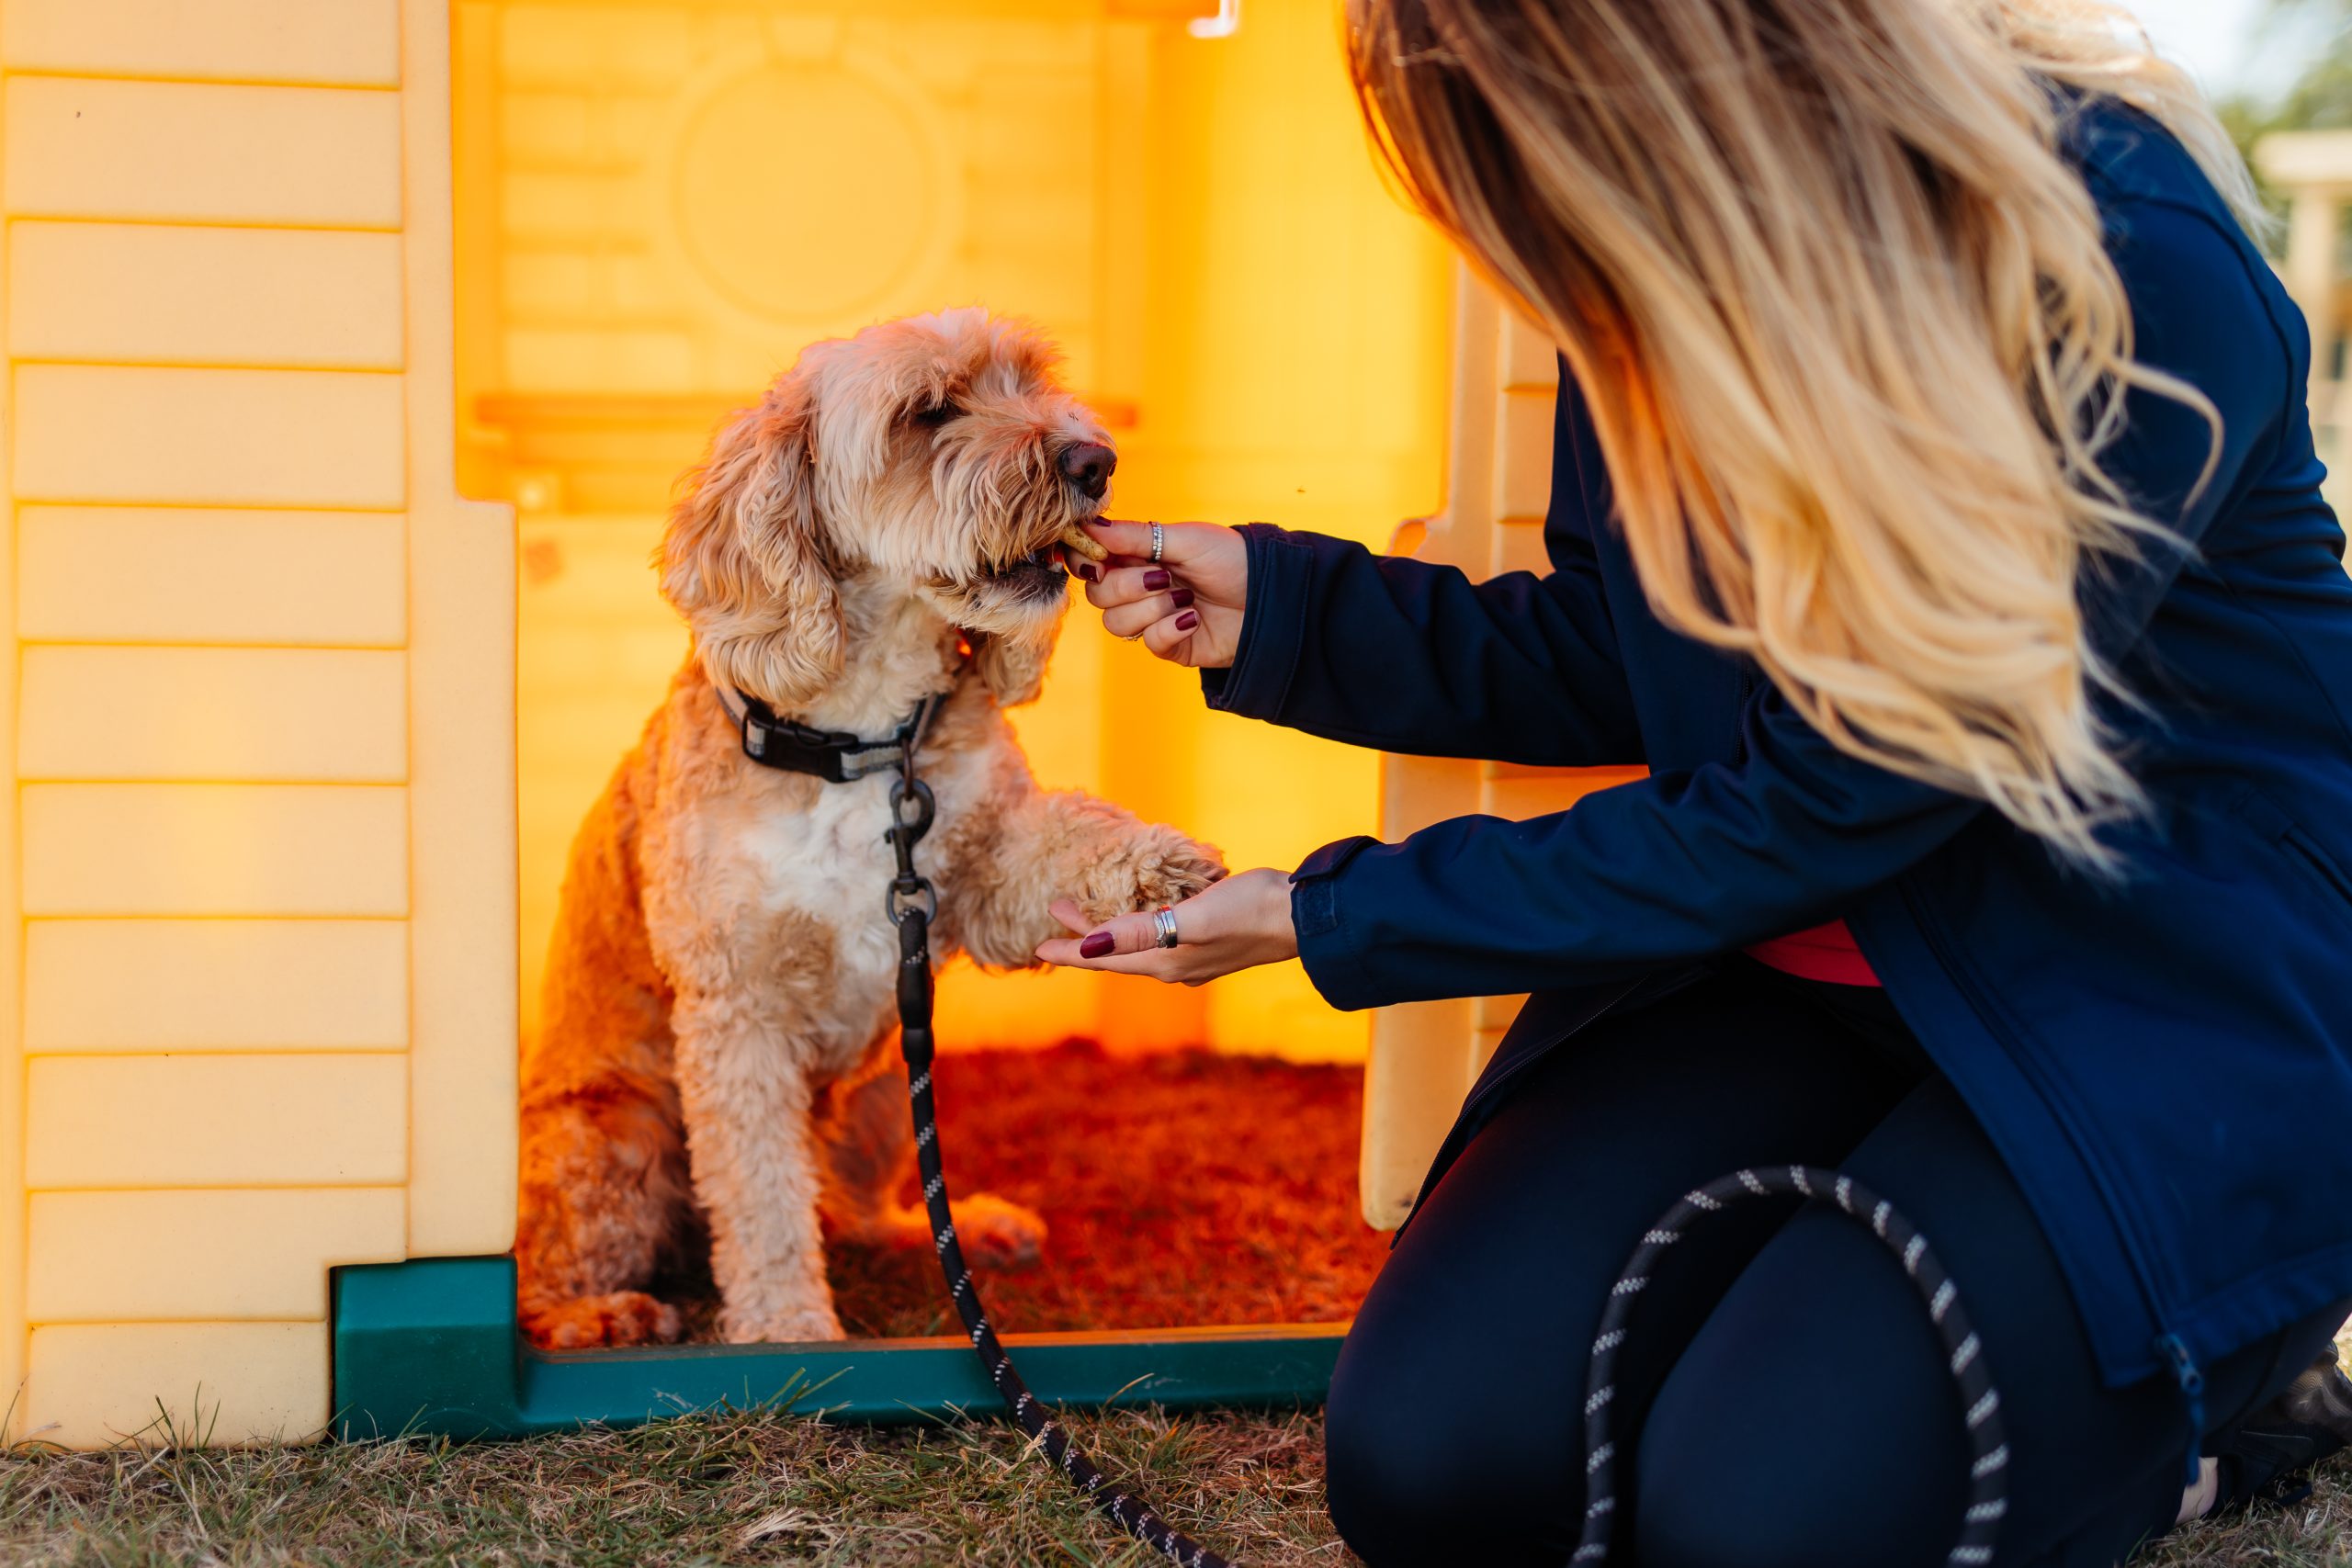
(12, 366, 406, 509)
(17, 506, 408, 648)
(25, 919, 409, 1053)
(0, 73, 23, 1440)
(1496, 388, 1558, 525)
(1499, 309, 1562, 391)
(1473, 994, 1530, 1034)
(28, 1189, 406, 1321)
(1490, 517, 1555, 580)
(3, 77, 401, 227)
(9, 224, 405, 369)
(20, 784, 409, 917)
(1482, 767, 1647, 824)
(0, 0, 401, 86)
(1360, 274, 1499, 1229)
(20, 646, 408, 783)
(1360, 998, 1475, 1231)
(0, 0, 418, 1450)
(26, 1055, 408, 1189)
(26, 1323, 330, 1449)
(401, 0, 521, 1258)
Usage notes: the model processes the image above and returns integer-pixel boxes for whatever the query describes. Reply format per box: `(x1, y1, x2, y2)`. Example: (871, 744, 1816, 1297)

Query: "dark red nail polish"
(1074, 561, 1100, 582)
(1170, 587, 1195, 609)
(1144, 569, 1170, 592)
(1080, 932, 1116, 959)
(1174, 611, 1198, 632)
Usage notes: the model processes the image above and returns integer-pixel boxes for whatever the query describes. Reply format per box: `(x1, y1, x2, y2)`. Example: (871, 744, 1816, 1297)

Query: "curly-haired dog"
(516, 310, 1223, 1348)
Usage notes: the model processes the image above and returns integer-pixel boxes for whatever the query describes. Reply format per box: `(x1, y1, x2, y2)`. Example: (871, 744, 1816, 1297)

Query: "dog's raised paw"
(523, 1291, 684, 1349)
(1133, 840, 1226, 910)
(953, 1191, 1048, 1269)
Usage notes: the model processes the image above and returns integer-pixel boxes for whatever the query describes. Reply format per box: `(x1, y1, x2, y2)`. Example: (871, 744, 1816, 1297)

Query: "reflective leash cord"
(882, 731, 2003, 1568)
(1575, 1167, 2010, 1567)
(884, 739, 1233, 1568)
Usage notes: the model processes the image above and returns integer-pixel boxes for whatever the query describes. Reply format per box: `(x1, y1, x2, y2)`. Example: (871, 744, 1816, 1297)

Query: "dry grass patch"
(0, 1407, 1346, 1568)
(0, 1403, 2342, 1565)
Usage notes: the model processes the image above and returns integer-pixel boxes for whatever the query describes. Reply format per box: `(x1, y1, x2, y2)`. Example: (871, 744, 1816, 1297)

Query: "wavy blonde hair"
(1351, 0, 2265, 864)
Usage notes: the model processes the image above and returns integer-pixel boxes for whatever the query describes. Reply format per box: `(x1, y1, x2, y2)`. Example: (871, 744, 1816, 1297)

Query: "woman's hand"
(1035, 867, 1297, 985)
(1066, 520, 1248, 670)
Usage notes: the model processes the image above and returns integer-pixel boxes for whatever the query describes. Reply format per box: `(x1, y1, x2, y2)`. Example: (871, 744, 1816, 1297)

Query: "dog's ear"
(969, 622, 1057, 708)
(659, 378, 843, 711)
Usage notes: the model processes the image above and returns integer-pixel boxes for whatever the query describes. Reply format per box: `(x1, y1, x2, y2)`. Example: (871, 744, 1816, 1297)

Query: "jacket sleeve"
(1287, 196, 2295, 1010)
(1200, 382, 1645, 767)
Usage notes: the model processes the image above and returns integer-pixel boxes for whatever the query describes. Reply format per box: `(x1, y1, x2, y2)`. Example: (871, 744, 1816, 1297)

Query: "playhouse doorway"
(451, 0, 1454, 1350)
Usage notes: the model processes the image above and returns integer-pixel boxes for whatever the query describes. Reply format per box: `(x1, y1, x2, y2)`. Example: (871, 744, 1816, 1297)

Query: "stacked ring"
(1152, 906, 1181, 949)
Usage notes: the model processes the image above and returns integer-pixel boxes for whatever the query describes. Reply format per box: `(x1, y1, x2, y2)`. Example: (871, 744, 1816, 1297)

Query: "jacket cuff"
(1200, 523, 1314, 721)
(1290, 836, 1384, 1012)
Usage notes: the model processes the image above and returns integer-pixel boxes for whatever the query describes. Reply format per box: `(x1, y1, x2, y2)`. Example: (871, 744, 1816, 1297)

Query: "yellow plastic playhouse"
(0, 0, 1619, 1447)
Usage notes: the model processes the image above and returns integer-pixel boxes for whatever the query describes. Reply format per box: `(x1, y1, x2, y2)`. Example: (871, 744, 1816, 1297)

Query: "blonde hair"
(1351, 0, 2264, 865)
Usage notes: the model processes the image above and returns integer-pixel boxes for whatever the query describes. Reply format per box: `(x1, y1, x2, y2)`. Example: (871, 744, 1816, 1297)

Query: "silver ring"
(1152, 906, 1181, 949)
(1148, 522, 1165, 564)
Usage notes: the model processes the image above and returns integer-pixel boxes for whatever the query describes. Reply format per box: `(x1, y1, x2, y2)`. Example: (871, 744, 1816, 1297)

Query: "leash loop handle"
(1573, 1166, 2007, 1568)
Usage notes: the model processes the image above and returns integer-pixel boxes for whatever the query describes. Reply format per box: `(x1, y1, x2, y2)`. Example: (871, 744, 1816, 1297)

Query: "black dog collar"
(714, 684, 945, 784)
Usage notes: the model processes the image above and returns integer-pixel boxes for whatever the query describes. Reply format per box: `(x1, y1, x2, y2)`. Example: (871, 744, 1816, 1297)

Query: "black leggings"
(1325, 963, 2349, 1568)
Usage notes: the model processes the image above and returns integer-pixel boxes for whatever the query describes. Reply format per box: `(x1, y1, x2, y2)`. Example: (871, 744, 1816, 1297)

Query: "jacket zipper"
(1897, 882, 2211, 1478)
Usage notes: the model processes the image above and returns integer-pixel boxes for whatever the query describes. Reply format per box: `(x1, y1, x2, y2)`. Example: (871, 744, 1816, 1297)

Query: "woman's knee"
(1323, 1337, 1576, 1568)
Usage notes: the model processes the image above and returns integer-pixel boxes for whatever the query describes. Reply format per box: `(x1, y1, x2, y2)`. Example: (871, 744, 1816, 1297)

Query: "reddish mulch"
(673, 1041, 1392, 1340)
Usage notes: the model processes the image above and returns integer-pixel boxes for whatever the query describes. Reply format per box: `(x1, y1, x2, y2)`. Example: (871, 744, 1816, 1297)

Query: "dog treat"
(1058, 523, 1110, 563)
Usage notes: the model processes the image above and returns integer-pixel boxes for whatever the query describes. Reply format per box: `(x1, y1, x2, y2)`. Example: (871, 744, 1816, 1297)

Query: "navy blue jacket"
(1204, 104, 2352, 1393)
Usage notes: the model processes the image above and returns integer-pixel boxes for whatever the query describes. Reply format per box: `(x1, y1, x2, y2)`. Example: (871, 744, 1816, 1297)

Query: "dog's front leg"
(670, 990, 842, 1343)
(950, 789, 1225, 969)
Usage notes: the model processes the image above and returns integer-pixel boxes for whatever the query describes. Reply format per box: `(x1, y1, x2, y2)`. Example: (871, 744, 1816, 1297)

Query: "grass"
(0, 1406, 1347, 1568)
(0, 1393, 2342, 1567)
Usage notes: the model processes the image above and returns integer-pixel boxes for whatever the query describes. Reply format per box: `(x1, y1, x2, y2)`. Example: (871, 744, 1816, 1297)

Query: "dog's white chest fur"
(726, 744, 985, 1073)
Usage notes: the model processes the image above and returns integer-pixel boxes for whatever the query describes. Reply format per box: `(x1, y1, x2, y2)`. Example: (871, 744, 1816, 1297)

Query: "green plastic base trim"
(333, 1258, 1342, 1440)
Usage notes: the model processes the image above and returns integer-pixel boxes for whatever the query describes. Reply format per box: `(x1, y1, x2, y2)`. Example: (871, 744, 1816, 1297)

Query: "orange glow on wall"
(462, 0, 1456, 1065)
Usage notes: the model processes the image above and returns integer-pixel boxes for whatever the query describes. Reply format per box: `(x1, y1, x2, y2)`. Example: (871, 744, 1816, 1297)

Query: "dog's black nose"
(1060, 442, 1115, 501)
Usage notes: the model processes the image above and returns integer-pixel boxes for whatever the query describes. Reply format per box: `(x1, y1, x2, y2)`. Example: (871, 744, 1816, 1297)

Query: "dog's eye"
(910, 400, 959, 429)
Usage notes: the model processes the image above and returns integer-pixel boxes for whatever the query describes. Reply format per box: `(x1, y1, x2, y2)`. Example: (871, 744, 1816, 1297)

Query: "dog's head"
(660, 309, 1113, 712)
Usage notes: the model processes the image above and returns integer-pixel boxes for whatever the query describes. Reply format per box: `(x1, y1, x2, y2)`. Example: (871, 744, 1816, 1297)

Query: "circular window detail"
(669, 63, 944, 325)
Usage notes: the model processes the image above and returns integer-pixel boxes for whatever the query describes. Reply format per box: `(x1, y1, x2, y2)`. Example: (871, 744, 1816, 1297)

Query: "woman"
(1040, 1, 2352, 1563)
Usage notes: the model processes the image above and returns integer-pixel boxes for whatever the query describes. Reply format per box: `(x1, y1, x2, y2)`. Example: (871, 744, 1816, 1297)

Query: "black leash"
(1576, 1167, 2009, 1567)
(867, 715, 2001, 1568)
(884, 732, 1233, 1568)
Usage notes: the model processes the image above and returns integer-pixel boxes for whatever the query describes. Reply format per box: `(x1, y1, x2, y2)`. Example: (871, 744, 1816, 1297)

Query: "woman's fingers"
(1034, 869, 1295, 986)
(1036, 884, 1220, 967)
(1082, 907, 1172, 960)
(1099, 590, 1195, 640)
(1083, 519, 1229, 573)
(1047, 898, 1091, 936)
(1084, 564, 1185, 610)
(1139, 607, 1200, 659)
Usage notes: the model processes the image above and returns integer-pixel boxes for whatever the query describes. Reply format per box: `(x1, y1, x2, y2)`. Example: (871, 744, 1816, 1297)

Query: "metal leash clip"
(883, 768, 939, 927)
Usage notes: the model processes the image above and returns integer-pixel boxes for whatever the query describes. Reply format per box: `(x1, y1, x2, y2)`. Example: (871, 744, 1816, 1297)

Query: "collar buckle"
(722, 686, 943, 784)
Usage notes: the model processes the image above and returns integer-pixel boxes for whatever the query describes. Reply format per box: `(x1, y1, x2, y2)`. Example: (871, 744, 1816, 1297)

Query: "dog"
(516, 310, 1224, 1348)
